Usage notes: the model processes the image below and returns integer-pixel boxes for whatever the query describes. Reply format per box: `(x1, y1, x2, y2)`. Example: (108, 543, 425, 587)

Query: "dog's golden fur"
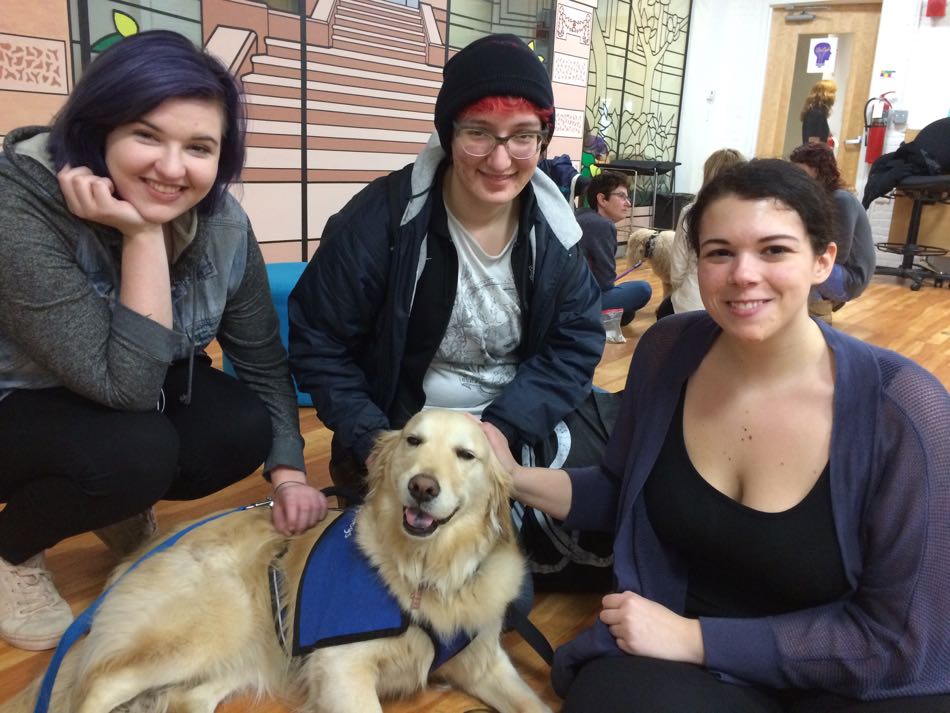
(626, 227, 674, 299)
(3, 410, 550, 713)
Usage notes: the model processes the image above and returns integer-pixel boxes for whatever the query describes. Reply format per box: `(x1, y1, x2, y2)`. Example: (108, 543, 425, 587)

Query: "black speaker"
(653, 192, 695, 230)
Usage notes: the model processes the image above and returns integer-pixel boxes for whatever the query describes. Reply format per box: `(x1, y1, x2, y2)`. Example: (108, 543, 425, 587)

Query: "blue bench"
(223, 262, 312, 407)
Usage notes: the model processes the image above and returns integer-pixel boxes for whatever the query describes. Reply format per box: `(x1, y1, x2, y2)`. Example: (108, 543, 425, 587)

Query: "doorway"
(781, 33, 855, 158)
(756, 3, 881, 189)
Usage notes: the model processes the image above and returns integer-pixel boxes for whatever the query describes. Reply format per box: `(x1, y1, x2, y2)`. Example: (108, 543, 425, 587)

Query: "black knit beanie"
(434, 33, 555, 151)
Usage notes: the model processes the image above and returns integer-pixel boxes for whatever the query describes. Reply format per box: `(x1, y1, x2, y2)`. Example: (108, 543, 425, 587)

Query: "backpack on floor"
(515, 390, 621, 592)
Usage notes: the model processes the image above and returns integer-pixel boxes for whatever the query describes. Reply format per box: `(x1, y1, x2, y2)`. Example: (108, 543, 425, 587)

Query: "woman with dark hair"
(0, 30, 326, 651)
(485, 159, 950, 711)
(801, 79, 837, 145)
(790, 142, 876, 309)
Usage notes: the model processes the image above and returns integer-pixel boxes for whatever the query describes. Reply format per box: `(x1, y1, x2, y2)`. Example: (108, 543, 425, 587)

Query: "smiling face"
(696, 195, 835, 343)
(448, 110, 542, 210)
(104, 96, 224, 225)
(364, 410, 512, 546)
(394, 411, 496, 539)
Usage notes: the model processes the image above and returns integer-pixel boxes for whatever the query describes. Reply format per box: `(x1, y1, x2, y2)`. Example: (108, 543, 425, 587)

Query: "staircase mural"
(3, 1, 646, 262)
(201, 0, 447, 258)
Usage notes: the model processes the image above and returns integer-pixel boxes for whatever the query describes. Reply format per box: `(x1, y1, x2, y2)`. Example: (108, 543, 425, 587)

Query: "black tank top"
(644, 389, 850, 618)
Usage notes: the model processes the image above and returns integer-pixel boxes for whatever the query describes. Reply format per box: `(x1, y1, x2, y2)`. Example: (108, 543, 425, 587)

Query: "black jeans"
(562, 656, 950, 713)
(0, 357, 271, 563)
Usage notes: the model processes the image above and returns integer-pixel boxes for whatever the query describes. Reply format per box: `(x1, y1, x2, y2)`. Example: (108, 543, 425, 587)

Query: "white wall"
(675, 0, 772, 194)
(678, 1, 949, 188)
(860, 0, 950, 177)
(858, 0, 950, 254)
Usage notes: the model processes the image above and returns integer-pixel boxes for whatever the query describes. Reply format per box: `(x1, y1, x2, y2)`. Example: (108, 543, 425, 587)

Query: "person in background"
(801, 79, 837, 145)
(288, 33, 602, 502)
(790, 142, 875, 320)
(582, 134, 610, 180)
(484, 159, 950, 712)
(659, 148, 746, 318)
(0, 31, 326, 652)
(576, 171, 653, 326)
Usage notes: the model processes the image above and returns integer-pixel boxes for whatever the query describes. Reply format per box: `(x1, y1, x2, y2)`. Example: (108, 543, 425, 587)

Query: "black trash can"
(654, 192, 695, 230)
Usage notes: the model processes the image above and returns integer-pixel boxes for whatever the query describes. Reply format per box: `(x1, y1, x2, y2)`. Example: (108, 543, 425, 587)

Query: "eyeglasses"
(609, 191, 632, 203)
(454, 125, 546, 160)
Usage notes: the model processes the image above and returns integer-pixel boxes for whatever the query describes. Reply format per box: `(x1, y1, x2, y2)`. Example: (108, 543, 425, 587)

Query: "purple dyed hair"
(48, 30, 246, 216)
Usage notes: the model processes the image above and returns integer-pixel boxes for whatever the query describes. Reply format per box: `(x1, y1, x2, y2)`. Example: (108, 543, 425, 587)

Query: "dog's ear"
(483, 446, 516, 543)
(366, 429, 403, 494)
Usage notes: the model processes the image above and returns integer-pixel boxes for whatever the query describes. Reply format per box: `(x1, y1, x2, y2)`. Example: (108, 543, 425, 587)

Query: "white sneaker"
(0, 552, 74, 650)
(94, 507, 158, 558)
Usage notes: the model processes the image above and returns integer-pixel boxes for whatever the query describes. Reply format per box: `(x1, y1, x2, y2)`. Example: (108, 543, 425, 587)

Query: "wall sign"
(807, 36, 838, 74)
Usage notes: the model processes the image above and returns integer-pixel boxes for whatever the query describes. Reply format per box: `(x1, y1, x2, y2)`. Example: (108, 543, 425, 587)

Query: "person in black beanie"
(433, 33, 556, 151)
(289, 33, 609, 585)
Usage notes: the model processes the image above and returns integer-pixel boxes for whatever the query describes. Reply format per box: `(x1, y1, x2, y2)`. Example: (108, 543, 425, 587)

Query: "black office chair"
(868, 118, 950, 290)
(875, 174, 950, 290)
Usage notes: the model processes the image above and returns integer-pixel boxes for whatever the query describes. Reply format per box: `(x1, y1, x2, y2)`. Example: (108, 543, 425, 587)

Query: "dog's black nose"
(408, 474, 440, 503)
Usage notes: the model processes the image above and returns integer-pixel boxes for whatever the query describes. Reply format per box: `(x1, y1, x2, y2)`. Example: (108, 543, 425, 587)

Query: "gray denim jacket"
(0, 127, 304, 472)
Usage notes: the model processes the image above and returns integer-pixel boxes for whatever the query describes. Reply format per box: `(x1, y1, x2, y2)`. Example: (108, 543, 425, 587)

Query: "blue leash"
(33, 501, 272, 713)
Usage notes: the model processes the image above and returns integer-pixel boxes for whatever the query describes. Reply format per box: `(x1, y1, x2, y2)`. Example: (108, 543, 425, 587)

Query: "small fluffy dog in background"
(2, 410, 550, 713)
(626, 227, 675, 300)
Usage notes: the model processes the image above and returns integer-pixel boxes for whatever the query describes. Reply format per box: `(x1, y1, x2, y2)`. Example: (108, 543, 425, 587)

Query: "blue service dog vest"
(292, 509, 471, 671)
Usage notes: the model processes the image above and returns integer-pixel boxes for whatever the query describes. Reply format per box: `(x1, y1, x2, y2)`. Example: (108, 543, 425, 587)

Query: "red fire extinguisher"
(864, 92, 894, 164)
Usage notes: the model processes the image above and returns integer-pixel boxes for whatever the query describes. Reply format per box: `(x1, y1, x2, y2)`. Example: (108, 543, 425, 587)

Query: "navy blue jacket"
(289, 137, 603, 462)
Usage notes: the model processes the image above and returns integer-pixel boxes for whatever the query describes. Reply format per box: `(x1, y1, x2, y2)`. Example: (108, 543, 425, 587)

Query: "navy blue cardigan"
(556, 312, 950, 701)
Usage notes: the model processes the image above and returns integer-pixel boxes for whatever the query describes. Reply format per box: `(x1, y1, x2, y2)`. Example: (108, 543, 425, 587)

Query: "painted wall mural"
(552, 52, 588, 86)
(556, 4, 593, 45)
(0, 34, 69, 95)
(1, 0, 689, 260)
(446, 0, 554, 58)
(66, 0, 202, 72)
(585, 0, 690, 172)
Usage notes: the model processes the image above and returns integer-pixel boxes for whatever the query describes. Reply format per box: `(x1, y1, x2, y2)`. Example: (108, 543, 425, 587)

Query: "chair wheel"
(911, 282, 922, 291)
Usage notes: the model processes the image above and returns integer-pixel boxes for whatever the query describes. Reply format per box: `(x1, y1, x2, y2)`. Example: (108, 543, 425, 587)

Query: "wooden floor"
(1, 265, 948, 712)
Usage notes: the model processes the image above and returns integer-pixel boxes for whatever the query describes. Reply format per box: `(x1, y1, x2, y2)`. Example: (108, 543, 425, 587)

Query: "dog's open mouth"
(403, 506, 456, 537)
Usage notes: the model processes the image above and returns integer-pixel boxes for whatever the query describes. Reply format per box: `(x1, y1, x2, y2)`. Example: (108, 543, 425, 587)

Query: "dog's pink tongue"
(405, 507, 435, 530)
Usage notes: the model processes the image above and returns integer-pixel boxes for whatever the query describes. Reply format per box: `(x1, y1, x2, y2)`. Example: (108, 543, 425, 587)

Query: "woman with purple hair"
(582, 134, 610, 179)
(0, 31, 326, 651)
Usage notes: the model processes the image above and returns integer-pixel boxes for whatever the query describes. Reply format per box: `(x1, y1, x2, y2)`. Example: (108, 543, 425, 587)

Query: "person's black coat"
(862, 117, 950, 208)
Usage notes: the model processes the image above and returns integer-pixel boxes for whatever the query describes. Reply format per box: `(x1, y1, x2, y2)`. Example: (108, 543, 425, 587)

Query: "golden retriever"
(2, 410, 550, 713)
(626, 227, 674, 299)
